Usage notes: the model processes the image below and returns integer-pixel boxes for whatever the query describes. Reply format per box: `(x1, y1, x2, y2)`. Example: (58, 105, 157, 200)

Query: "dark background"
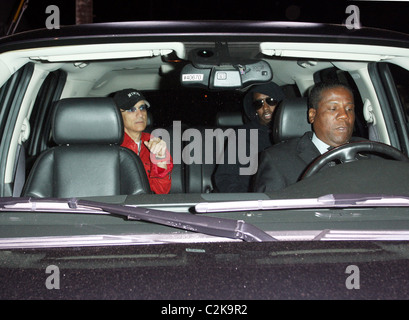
(1, 0, 408, 36)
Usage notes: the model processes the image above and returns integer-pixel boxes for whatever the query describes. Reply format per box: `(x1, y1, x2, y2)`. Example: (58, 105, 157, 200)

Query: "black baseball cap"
(113, 88, 150, 111)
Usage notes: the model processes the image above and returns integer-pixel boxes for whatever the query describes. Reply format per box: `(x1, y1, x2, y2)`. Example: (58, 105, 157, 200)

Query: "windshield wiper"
(0, 197, 276, 242)
(195, 194, 409, 213)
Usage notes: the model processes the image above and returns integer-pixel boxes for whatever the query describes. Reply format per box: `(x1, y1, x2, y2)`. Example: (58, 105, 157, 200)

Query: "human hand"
(144, 137, 167, 159)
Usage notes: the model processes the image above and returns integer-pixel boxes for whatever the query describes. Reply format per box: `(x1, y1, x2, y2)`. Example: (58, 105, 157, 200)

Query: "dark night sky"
(1, 0, 408, 36)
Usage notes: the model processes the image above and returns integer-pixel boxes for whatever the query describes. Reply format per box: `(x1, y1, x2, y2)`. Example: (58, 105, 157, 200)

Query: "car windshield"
(2, 2, 409, 300)
(0, 21, 407, 243)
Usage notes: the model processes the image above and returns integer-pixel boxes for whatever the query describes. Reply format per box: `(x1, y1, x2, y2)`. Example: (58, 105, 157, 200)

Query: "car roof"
(2, 20, 409, 51)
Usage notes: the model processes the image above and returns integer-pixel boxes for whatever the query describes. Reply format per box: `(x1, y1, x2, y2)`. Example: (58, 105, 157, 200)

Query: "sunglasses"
(121, 104, 149, 113)
(253, 97, 279, 110)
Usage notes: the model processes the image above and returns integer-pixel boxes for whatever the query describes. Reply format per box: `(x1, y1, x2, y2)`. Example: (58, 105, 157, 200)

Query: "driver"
(252, 80, 365, 192)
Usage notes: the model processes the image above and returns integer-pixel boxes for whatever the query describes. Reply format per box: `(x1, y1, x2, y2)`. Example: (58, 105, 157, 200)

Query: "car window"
(0, 63, 34, 197)
(143, 88, 243, 128)
(26, 70, 66, 172)
(0, 64, 33, 139)
(372, 62, 409, 153)
(387, 63, 409, 124)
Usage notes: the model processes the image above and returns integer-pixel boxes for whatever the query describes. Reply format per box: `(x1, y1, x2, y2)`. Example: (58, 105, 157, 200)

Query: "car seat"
(22, 97, 151, 198)
(185, 111, 244, 193)
(272, 97, 312, 143)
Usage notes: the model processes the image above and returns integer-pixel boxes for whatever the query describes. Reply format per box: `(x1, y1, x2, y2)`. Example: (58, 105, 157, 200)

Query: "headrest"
(272, 98, 311, 143)
(147, 112, 153, 127)
(52, 97, 124, 145)
(215, 111, 244, 127)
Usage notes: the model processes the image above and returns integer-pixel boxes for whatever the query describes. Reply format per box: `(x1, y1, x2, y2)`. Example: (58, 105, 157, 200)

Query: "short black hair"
(308, 80, 354, 109)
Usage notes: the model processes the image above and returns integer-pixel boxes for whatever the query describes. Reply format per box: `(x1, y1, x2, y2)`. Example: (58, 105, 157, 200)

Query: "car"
(1, 20, 409, 301)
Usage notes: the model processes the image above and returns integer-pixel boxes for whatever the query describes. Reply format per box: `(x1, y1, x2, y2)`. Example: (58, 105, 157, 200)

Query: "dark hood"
(243, 82, 285, 122)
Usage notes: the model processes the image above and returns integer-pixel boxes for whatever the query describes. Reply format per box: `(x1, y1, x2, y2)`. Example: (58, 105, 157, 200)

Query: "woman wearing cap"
(113, 88, 173, 194)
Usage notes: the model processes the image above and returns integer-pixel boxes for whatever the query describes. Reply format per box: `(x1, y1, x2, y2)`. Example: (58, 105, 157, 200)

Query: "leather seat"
(22, 97, 151, 198)
(186, 112, 244, 193)
(272, 97, 312, 143)
(215, 111, 243, 127)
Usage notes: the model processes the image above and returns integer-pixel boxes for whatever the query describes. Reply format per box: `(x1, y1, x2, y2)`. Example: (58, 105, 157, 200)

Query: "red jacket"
(121, 132, 173, 194)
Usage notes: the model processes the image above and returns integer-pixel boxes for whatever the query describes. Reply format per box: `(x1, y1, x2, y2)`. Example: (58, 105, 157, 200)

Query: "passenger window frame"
(369, 62, 409, 155)
(0, 63, 34, 196)
(26, 70, 66, 172)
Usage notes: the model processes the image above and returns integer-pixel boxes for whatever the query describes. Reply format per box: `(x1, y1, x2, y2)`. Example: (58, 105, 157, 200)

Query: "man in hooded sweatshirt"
(214, 82, 286, 192)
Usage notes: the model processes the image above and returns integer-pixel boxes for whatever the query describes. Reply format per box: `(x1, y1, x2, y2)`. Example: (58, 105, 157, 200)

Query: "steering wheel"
(302, 141, 409, 180)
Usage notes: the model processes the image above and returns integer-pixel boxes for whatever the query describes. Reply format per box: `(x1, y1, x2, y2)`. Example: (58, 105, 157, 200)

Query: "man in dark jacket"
(253, 80, 361, 193)
(214, 82, 285, 192)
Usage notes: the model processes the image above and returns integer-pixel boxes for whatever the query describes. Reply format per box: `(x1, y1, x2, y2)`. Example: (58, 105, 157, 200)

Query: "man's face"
(308, 86, 355, 147)
(120, 100, 148, 136)
(253, 92, 278, 126)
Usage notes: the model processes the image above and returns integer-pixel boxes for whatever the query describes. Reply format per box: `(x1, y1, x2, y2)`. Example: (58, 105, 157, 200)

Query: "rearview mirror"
(180, 60, 273, 90)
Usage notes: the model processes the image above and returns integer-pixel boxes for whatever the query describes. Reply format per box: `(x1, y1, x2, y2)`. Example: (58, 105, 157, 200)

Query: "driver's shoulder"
(262, 135, 304, 158)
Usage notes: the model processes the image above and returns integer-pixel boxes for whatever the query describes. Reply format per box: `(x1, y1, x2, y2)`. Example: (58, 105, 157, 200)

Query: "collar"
(311, 132, 332, 154)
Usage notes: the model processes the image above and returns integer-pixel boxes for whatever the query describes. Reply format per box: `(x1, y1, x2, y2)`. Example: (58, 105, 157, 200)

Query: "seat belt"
(12, 143, 26, 197)
(13, 118, 30, 197)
